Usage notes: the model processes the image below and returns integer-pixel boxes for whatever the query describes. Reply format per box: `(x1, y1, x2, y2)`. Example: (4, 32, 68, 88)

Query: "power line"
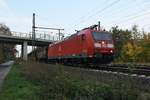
(115, 11, 150, 25)
(68, 0, 120, 32)
(142, 24, 150, 28)
(66, 0, 108, 28)
(82, 0, 120, 21)
(35, 26, 64, 31)
(99, 0, 139, 21)
(105, 14, 150, 29)
(118, 6, 150, 21)
(111, 2, 150, 22)
(104, 3, 150, 28)
(82, 0, 120, 25)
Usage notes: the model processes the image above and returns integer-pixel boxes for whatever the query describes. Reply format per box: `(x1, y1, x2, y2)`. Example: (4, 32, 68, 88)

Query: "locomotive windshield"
(92, 32, 112, 41)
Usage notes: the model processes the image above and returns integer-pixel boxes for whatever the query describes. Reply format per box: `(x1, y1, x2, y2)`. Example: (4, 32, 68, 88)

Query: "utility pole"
(31, 13, 64, 60)
(32, 13, 35, 40)
(58, 29, 61, 40)
(32, 13, 35, 41)
(98, 21, 101, 31)
(32, 13, 36, 59)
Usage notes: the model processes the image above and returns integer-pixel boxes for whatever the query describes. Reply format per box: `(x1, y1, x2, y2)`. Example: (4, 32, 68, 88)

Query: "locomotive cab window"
(81, 34, 86, 40)
(92, 32, 112, 41)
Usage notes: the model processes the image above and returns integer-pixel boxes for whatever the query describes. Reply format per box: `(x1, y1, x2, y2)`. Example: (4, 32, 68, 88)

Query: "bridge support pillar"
(22, 41, 28, 61)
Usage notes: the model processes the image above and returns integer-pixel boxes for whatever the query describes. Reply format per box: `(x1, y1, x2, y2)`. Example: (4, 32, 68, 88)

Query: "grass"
(0, 62, 150, 100)
(0, 62, 113, 100)
(0, 63, 39, 100)
(22, 62, 113, 100)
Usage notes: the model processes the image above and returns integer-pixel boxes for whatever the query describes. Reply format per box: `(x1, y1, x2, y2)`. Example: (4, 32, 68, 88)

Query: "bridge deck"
(0, 34, 54, 46)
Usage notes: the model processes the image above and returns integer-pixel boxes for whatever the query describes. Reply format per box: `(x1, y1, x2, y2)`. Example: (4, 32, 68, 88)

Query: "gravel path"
(0, 61, 14, 90)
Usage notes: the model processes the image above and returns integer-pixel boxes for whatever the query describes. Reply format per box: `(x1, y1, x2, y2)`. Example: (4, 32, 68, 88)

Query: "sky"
(0, 0, 150, 56)
(1, 0, 150, 35)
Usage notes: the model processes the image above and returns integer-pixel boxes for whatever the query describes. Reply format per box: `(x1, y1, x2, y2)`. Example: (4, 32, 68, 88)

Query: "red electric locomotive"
(48, 24, 115, 64)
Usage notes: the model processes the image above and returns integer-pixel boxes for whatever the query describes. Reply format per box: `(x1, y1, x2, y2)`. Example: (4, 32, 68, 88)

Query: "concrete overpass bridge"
(0, 31, 58, 60)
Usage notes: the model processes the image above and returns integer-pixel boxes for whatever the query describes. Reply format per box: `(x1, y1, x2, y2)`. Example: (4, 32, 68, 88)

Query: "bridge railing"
(11, 31, 60, 41)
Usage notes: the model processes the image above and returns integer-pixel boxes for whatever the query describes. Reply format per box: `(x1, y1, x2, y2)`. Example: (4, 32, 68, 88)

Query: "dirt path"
(0, 61, 14, 90)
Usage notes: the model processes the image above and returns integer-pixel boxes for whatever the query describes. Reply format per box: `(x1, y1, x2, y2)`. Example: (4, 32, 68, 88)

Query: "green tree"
(135, 34, 150, 62)
(110, 25, 150, 63)
(110, 26, 132, 59)
(131, 25, 142, 40)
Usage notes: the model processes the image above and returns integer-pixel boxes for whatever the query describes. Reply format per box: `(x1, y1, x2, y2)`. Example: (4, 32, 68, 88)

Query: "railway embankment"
(64, 66, 150, 92)
(0, 62, 150, 100)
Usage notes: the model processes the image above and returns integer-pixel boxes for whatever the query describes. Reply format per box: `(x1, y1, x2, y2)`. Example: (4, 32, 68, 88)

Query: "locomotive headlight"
(94, 43, 101, 48)
(107, 44, 114, 48)
(110, 50, 113, 53)
(102, 41, 105, 44)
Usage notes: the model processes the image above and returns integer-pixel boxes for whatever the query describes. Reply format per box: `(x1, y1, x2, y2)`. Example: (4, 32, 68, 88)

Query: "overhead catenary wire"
(104, 1, 150, 29)
(89, 0, 150, 30)
(80, 0, 121, 22)
(66, 0, 108, 29)
(58, 1, 146, 33)
(112, 11, 150, 27)
(98, 0, 140, 22)
(111, 8, 150, 23)
(67, 0, 121, 32)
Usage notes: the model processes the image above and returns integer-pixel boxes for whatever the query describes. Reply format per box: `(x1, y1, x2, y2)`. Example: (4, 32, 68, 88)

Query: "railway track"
(98, 64, 150, 76)
(67, 63, 150, 76)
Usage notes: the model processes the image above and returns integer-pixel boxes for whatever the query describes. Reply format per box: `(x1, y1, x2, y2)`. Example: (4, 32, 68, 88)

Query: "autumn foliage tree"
(110, 25, 150, 63)
(0, 23, 16, 63)
(110, 26, 132, 59)
(135, 33, 150, 62)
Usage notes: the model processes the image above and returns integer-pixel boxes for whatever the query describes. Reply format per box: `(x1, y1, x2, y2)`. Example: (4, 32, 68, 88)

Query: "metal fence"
(11, 31, 60, 41)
